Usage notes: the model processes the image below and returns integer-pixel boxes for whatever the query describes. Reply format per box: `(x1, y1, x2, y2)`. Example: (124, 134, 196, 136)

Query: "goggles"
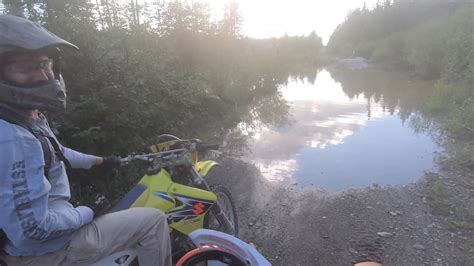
(3, 58, 53, 75)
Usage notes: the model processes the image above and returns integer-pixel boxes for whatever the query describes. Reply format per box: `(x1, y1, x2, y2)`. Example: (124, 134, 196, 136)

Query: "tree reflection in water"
(232, 68, 440, 191)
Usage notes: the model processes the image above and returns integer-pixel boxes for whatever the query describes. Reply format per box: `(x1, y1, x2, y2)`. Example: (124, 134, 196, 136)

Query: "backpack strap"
(35, 113, 73, 171)
(0, 106, 71, 179)
(44, 135, 73, 171)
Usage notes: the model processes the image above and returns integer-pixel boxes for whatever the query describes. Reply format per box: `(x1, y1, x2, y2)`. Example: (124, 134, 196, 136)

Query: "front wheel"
(204, 185, 239, 237)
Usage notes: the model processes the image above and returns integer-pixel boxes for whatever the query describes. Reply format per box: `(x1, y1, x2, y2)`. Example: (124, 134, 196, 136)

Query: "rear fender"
(195, 160, 219, 177)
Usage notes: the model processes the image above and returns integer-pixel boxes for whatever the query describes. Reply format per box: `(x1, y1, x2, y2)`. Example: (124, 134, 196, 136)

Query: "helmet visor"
(0, 15, 78, 54)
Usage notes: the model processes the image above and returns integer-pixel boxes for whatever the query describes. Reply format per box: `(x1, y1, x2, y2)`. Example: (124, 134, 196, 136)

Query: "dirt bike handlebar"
(119, 148, 188, 166)
(119, 141, 220, 166)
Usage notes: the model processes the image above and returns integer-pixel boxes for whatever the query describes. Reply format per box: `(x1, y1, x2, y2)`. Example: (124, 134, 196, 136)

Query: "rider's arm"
(0, 132, 93, 247)
(62, 146, 102, 169)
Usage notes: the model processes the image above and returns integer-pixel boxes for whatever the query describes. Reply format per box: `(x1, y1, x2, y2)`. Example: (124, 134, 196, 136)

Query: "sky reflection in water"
(246, 70, 438, 192)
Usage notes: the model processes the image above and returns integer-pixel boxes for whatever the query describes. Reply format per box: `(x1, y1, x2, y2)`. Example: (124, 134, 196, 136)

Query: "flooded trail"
(207, 68, 473, 265)
(241, 69, 439, 192)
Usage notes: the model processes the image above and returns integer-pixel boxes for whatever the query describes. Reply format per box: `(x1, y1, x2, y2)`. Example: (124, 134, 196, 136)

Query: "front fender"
(195, 160, 219, 177)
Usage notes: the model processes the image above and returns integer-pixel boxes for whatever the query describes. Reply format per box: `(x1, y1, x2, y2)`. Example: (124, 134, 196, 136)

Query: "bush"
(371, 34, 407, 67)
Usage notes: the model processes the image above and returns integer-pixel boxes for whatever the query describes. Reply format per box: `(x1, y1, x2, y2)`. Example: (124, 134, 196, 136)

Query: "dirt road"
(207, 157, 474, 265)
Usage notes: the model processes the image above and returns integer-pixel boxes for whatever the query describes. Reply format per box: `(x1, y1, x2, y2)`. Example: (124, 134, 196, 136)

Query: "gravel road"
(207, 157, 474, 265)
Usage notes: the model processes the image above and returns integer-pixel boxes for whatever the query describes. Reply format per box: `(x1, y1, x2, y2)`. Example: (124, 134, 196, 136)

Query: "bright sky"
(200, 0, 379, 44)
(2, 0, 376, 44)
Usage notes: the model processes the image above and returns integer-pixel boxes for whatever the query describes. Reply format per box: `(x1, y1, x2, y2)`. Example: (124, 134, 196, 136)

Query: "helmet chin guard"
(0, 75, 67, 111)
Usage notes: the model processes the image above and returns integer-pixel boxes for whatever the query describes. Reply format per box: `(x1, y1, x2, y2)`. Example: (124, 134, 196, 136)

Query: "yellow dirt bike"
(92, 134, 239, 265)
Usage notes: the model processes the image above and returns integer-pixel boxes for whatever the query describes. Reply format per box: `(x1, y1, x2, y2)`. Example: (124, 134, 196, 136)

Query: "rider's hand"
(83, 195, 111, 218)
(101, 156, 122, 170)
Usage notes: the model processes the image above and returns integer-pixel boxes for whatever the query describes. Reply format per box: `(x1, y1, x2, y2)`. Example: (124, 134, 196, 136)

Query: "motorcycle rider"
(0, 15, 171, 265)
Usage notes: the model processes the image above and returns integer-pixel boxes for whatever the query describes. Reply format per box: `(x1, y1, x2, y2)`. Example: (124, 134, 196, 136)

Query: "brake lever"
(120, 156, 132, 166)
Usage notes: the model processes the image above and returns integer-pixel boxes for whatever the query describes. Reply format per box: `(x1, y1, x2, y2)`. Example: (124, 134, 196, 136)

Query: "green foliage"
(0, 0, 323, 203)
(219, 1, 243, 37)
(328, 0, 474, 169)
(327, 0, 462, 59)
(426, 177, 450, 216)
(404, 22, 445, 78)
(354, 41, 376, 59)
(426, 82, 473, 133)
(425, 82, 474, 169)
(371, 33, 407, 68)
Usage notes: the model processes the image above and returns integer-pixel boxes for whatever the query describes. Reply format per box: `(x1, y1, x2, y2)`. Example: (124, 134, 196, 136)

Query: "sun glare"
(121, 0, 378, 43)
(199, 0, 378, 44)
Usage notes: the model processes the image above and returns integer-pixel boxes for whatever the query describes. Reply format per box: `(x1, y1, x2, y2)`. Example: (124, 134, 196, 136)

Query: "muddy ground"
(207, 157, 474, 265)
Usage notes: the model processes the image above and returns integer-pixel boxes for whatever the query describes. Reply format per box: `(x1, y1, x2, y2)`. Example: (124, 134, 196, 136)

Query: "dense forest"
(0, 0, 324, 202)
(328, 0, 473, 169)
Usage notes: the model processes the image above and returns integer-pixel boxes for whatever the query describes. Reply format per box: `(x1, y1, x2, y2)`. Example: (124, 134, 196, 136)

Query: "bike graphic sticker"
(166, 194, 214, 224)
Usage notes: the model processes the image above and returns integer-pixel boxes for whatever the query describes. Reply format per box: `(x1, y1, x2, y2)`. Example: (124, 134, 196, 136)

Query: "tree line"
(328, 0, 473, 169)
(1, 0, 324, 203)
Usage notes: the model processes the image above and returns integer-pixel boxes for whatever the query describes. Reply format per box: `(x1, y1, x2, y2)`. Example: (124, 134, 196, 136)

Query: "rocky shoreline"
(208, 157, 474, 265)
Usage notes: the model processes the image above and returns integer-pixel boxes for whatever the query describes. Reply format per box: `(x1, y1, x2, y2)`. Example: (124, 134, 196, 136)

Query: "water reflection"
(244, 69, 439, 191)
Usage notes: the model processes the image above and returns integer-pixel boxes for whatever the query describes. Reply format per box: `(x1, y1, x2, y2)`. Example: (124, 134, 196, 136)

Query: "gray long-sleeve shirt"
(0, 116, 96, 256)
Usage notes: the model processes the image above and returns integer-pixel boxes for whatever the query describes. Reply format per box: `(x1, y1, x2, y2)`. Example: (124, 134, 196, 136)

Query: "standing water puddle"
(243, 69, 440, 192)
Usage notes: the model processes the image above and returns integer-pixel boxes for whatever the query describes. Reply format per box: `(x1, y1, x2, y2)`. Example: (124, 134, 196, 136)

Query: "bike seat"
(107, 184, 147, 213)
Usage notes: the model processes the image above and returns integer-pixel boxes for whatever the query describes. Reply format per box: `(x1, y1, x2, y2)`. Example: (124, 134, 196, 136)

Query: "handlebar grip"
(196, 143, 219, 152)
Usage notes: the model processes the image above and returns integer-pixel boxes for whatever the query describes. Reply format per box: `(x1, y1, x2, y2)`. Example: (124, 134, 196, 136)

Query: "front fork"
(209, 200, 236, 236)
(189, 167, 235, 236)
